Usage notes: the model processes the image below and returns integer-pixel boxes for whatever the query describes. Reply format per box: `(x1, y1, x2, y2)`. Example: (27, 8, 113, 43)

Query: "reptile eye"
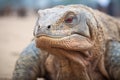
(65, 17, 73, 23)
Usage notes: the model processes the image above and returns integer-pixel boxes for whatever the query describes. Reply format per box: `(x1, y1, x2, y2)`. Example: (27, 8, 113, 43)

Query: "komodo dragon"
(13, 5, 120, 80)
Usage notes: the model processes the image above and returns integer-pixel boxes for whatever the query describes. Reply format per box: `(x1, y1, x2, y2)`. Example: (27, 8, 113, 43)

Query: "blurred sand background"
(0, 15, 37, 79)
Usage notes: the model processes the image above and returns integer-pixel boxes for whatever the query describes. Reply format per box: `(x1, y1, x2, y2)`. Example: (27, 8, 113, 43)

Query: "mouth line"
(35, 32, 87, 39)
(71, 32, 90, 38)
(36, 34, 64, 38)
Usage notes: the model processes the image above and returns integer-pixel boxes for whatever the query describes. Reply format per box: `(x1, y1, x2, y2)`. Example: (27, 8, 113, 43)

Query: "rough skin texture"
(13, 5, 120, 80)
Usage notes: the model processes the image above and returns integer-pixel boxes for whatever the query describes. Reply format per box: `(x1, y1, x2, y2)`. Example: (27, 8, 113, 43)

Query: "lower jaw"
(35, 35, 92, 68)
(36, 38, 92, 79)
(35, 34, 93, 52)
(35, 35, 107, 79)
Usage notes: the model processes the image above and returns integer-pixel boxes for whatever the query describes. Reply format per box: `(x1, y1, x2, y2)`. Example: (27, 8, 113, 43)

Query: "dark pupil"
(65, 17, 73, 23)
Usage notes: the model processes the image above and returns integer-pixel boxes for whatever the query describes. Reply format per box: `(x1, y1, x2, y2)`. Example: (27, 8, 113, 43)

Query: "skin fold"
(13, 5, 120, 80)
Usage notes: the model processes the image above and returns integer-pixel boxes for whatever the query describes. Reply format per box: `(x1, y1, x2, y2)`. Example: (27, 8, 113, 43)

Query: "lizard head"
(33, 5, 108, 79)
(34, 5, 97, 50)
(34, 5, 98, 67)
(34, 5, 98, 62)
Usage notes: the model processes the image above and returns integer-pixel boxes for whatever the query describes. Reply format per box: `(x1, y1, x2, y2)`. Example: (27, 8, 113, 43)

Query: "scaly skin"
(13, 5, 120, 80)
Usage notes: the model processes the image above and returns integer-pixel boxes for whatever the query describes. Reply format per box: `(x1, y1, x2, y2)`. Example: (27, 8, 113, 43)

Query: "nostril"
(47, 25, 51, 29)
(38, 25, 40, 29)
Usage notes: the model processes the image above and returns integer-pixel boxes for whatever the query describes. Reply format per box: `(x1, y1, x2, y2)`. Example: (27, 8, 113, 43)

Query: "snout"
(33, 24, 52, 38)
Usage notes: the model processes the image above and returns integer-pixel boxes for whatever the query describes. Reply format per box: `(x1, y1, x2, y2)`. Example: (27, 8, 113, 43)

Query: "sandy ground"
(0, 15, 37, 79)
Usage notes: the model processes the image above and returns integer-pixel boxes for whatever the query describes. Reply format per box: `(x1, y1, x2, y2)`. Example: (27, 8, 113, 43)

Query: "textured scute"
(12, 41, 47, 80)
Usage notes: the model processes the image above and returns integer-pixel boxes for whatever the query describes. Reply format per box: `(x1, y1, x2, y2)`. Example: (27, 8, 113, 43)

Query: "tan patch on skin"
(36, 35, 93, 52)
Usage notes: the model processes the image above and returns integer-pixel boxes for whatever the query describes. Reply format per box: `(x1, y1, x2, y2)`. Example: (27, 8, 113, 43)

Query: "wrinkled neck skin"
(36, 34, 92, 66)
(35, 34, 107, 80)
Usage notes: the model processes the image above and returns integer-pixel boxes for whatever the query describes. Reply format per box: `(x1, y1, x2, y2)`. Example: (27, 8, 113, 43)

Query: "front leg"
(12, 41, 48, 80)
(105, 40, 120, 80)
